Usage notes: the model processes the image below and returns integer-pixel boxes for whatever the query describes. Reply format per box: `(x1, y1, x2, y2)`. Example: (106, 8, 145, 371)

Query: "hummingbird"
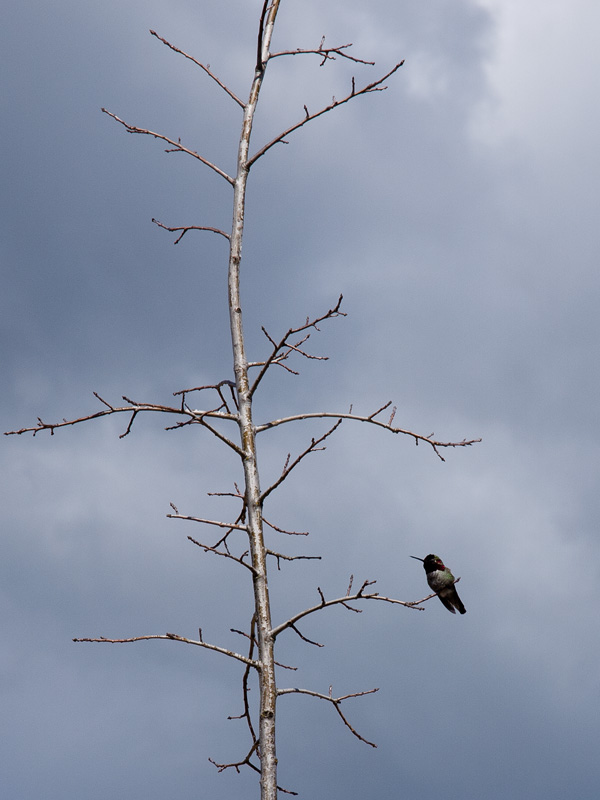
(410, 554, 466, 614)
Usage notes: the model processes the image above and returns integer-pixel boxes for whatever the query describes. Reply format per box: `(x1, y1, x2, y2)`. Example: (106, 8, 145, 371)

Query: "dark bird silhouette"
(411, 554, 466, 614)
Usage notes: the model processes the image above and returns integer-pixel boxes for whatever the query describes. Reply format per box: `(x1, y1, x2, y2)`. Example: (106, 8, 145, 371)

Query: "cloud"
(3, 1, 600, 798)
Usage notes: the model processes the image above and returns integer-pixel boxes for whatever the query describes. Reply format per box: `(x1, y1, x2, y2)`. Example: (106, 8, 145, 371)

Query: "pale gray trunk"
(227, 3, 281, 797)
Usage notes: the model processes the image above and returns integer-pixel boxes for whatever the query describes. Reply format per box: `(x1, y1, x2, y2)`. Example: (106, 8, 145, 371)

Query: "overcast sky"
(3, 1, 600, 798)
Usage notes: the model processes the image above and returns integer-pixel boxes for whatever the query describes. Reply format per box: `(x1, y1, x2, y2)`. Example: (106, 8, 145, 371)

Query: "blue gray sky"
(3, 1, 600, 798)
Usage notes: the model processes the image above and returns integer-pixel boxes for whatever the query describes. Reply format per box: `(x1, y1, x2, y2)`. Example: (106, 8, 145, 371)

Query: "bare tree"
(6, 2, 480, 798)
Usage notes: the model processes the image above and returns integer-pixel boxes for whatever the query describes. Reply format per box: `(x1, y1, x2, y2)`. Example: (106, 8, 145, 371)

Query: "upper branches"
(149, 29, 244, 108)
(247, 60, 404, 167)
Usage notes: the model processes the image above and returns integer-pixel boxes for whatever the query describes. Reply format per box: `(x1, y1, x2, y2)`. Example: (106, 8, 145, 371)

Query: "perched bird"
(411, 554, 466, 615)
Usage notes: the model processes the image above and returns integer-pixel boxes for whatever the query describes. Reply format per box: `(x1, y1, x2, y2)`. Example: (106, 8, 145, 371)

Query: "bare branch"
(409, 577, 463, 610)
(289, 624, 323, 648)
(167, 513, 248, 532)
(260, 419, 343, 502)
(266, 549, 321, 570)
(149, 29, 245, 108)
(152, 218, 230, 244)
(256, 408, 482, 462)
(271, 581, 424, 640)
(175, 407, 244, 455)
(271, 38, 376, 67)
(187, 535, 256, 573)
(174, 380, 239, 416)
(227, 617, 259, 756)
(209, 749, 299, 796)
(209, 742, 260, 776)
(4, 392, 240, 448)
(278, 686, 379, 747)
(207, 481, 244, 500)
(101, 108, 234, 185)
(73, 633, 259, 668)
(247, 62, 404, 166)
(248, 295, 346, 395)
(263, 517, 310, 537)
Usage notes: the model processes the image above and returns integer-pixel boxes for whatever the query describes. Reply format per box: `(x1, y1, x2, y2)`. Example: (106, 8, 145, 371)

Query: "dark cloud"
(3, 1, 599, 798)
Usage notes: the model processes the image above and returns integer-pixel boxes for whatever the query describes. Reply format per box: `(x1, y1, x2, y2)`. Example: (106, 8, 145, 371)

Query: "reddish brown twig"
(278, 686, 379, 747)
(260, 419, 343, 502)
(248, 62, 404, 166)
(72, 633, 259, 668)
(249, 295, 345, 395)
(271, 37, 376, 67)
(149, 29, 244, 107)
(271, 580, 425, 641)
(152, 218, 230, 243)
(101, 108, 234, 185)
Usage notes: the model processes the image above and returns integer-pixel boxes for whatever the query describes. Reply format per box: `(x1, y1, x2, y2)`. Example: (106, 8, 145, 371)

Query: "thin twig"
(266, 549, 321, 571)
(187, 535, 255, 573)
(271, 38, 376, 67)
(167, 513, 248, 532)
(289, 624, 323, 648)
(152, 218, 230, 243)
(249, 295, 345, 396)
(260, 419, 343, 502)
(149, 29, 245, 107)
(101, 108, 234, 185)
(248, 62, 404, 166)
(278, 686, 379, 747)
(263, 517, 310, 536)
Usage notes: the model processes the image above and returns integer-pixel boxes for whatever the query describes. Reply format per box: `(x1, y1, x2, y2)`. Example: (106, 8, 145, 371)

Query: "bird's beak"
(410, 555, 424, 561)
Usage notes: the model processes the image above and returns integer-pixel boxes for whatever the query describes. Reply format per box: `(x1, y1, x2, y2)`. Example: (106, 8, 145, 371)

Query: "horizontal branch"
(152, 217, 230, 244)
(73, 633, 259, 668)
(270, 579, 424, 640)
(270, 37, 376, 67)
(263, 517, 309, 536)
(149, 29, 245, 108)
(278, 686, 379, 747)
(209, 748, 298, 796)
(5, 392, 242, 453)
(247, 62, 404, 167)
(266, 549, 321, 571)
(256, 406, 482, 462)
(167, 513, 249, 532)
(101, 108, 234, 185)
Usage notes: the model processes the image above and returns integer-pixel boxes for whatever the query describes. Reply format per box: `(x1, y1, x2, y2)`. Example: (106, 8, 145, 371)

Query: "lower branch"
(152, 217, 230, 243)
(278, 686, 379, 747)
(72, 633, 259, 668)
(247, 62, 404, 166)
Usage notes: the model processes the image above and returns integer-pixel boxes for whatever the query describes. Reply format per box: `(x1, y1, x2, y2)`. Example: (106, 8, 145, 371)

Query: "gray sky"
(3, 1, 600, 798)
